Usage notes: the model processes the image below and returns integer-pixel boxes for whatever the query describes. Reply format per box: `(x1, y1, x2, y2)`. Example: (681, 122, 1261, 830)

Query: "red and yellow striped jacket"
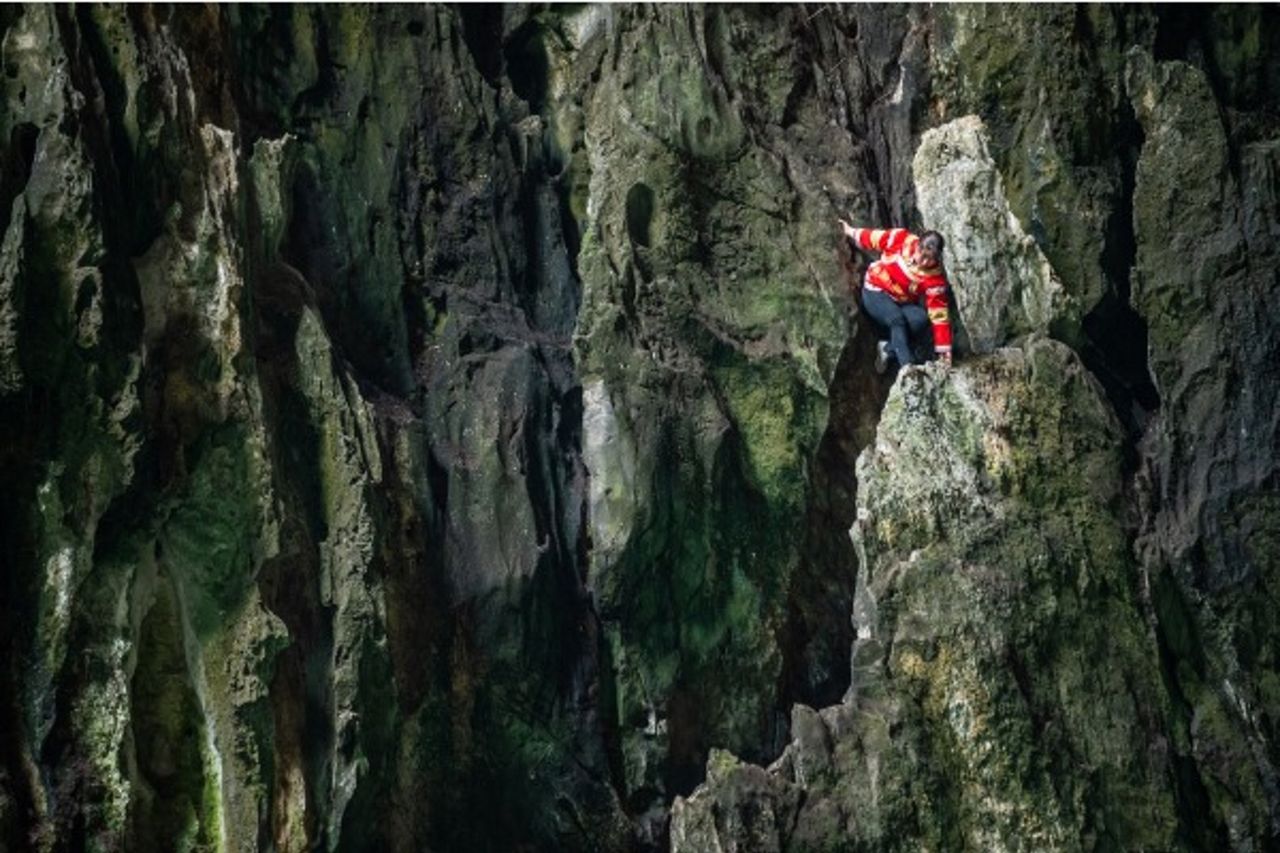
(849, 227, 952, 353)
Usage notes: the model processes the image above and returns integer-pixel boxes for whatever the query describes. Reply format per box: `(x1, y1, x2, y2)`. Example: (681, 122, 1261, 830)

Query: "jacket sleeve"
(923, 276, 952, 353)
(849, 227, 911, 255)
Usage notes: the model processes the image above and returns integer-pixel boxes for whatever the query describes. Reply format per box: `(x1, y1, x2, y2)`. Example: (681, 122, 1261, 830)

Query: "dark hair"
(920, 230, 945, 256)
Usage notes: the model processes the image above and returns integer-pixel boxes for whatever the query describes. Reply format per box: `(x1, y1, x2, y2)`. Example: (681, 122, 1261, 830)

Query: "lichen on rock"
(674, 340, 1181, 851)
(914, 116, 1075, 352)
(3, 5, 1280, 853)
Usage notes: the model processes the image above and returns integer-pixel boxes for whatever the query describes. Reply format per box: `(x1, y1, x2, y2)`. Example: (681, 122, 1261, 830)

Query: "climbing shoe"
(875, 340, 891, 375)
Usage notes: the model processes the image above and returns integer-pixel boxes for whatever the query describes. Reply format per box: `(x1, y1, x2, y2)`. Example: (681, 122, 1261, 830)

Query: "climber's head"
(918, 230, 945, 266)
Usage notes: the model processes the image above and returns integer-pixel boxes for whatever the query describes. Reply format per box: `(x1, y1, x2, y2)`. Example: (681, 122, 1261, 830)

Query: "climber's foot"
(875, 340, 892, 375)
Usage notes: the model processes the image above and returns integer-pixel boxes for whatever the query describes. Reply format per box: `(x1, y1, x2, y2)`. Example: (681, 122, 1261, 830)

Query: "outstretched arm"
(839, 220, 910, 255)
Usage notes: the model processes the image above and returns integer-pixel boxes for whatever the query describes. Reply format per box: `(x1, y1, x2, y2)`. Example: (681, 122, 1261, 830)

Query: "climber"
(839, 220, 952, 372)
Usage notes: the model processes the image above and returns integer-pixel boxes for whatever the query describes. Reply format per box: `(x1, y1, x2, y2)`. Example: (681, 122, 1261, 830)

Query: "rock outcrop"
(913, 117, 1073, 353)
(1128, 46, 1280, 846)
(673, 5, 1280, 852)
(674, 340, 1180, 851)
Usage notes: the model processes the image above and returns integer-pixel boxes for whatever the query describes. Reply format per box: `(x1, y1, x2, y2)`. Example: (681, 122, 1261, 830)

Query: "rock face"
(673, 5, 1280, 853)
(1128, 46, 1280, 846)
(2, 4, 1279, 853)
(913, 117, 1073, 353)
(674, 340, 1180, 850)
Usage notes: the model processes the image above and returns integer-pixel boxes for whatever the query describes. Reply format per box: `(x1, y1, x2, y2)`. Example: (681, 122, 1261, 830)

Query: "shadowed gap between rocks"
(1079, 95, 1162, 449)
(776, 3, 927, 730)
(505, 18, 551, 114)
(1150, 570, 1234, 850)
(250, 260, 333, 851)
(1083, 15, 1243, 839)
(457, 4, 505, 89)
(0, 434, 42, 850)
(779, 304, 894, 715)
(0, 122, 36, 237)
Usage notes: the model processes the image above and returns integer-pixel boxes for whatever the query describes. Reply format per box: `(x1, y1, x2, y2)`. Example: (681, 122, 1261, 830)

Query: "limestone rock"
(675, 340, 1180, 851)
(1129, 50, 1280, 845)
(3, 5, 1279, 853)
(914, 116, 1073, 352)
(670, 749, 801, 853)
(927, 5, 1144, 328)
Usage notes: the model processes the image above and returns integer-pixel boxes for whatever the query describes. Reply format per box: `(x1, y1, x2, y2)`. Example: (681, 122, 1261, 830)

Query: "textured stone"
(572, 5, 895, 807)
(914, 116, 1073, 352)
(3, 6, 1279, 853)
(1129, 49, 1280, 846)
(670, 749, 801, 853)
(674, 9, 1280, 849)
(928, 5, 1145, 325)
(675, 340, 1181, 851)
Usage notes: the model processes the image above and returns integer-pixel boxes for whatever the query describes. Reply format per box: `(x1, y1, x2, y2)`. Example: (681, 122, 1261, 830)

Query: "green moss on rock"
(675, 341, 1181, 851)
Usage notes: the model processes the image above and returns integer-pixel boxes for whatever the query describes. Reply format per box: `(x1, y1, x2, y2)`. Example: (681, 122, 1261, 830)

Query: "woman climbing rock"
(839, 220, 952, 372)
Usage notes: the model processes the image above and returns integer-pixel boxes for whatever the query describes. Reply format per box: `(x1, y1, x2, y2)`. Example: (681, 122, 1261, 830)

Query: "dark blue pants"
(862, 288, 928, 366)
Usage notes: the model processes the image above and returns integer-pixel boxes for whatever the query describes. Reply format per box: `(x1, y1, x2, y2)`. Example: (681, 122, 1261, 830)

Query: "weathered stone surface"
(927, 4, 1164, 431)
(928, 5, 1146, 329)
(571, 3, 913, 812)
(674, 340, 1182, 851)
(914, 116, 1073, 352)
(3, 5, 1279, 853)
(1129, 49, 1280, 847)
(670, 748, 801, 853)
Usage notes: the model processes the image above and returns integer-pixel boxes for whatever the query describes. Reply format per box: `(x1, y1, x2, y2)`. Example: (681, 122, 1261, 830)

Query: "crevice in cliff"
(774, 3, 922, 728)
(505, 19, 550, 114)
(1150, 572, 1233, 850)
(520, 370, 594, 689)
(128, 570, 218, 851)
(848, 10, 924, 226)
(1079, 97, 1161, 447)
(509, 15, 588, 313)
(457, 4, 505, 88)
(780, 303, 893, 713)
(72, 6, 166, 257)
(250, 258, 333, 851)
(0, 453, 40, 851)
(1152, 4, 1207, 65)
(0, 122, 36, 238)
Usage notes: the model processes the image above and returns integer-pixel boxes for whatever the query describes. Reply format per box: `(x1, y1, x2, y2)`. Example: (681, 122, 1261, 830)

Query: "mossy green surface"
(675, 342, 1183, 851)
(160, 424, 262, 641)
(129, 577, 220, 853)
(571, 7, 860, 810)
(7, 5, 1280, 853)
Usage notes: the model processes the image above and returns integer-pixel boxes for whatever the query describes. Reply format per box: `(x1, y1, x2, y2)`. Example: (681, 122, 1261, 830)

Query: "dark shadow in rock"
(1150, 571, 1233, 851)
(250, 260, 334, 852)
(779, 300, 893, 714)
(626, 183, 655, 249)
(1079, 97, 1161, 447)
(505, 18, 550, 112)
(0, 122, 37, 236)
(458, 4, 505, 87)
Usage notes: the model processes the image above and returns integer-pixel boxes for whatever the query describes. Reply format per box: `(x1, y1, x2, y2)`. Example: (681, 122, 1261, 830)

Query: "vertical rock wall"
(674, 4, 1280, 852)
(0, 5, 905, 850)
(2, 4, 1279, 853)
